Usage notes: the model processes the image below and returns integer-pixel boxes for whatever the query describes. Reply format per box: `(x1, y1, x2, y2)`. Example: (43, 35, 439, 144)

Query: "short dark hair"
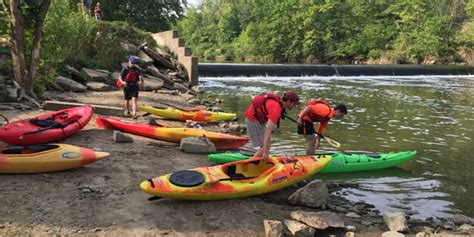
(335, 104, 347, 114)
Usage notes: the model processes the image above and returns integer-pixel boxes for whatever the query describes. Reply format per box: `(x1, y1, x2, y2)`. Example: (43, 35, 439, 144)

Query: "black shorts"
(124, 83, 139, 100)
(297, 120, 315, 135)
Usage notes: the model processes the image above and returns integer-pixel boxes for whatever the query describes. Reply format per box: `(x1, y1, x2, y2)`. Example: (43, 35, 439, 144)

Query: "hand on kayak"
(261, 151, 270, 160)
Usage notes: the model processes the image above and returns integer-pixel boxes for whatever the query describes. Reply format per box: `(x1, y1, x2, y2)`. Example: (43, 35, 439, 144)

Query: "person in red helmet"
(244, 91, 301, 160)
(297, 100, 347, 155)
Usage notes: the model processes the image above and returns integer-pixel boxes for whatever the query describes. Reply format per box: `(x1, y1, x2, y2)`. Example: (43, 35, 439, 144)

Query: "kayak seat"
(225, 165, 245, 179)
(2, 147, 23, 154)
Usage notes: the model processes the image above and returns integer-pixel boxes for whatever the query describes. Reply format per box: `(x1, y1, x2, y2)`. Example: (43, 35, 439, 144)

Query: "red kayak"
(0, 106, 93, 145)
(96, 116, 249, 149)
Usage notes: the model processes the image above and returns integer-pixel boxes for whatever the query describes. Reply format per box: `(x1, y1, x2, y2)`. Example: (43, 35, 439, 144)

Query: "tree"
(0, 0, 51, 104)
(99, 0, 187, 33)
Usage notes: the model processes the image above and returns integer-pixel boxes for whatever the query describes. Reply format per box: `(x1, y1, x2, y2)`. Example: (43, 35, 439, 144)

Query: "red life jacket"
(125, 67, 140, 83)
(252, 93, 282, 123)
(306, 99, 331, 122)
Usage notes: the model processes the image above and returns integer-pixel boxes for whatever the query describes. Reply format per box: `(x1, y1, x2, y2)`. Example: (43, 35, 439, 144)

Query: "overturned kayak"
(0, 106, 93, 145)
(0, 144, 109, 173)
(96, 116, 248, 149)
(140, 105, 237, 122)
(140, 155, 332, 200)
(208, 150, 417, 174)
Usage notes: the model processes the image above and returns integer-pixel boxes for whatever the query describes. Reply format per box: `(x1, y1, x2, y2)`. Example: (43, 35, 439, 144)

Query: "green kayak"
(208, 150, 417, 174)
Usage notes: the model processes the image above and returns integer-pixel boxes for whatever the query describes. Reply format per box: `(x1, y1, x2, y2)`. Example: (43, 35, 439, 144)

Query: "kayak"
(208, 150, 417, 174)
(0, 106, 93, 145)
(0, 144, 109, 173)
(140, 105, 237, 122)
(140, 154, 332, 200)
(96, 116, 248, 149)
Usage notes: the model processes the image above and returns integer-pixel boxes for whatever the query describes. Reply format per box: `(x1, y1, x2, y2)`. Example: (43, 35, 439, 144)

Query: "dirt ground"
(0, 90, 386, 236)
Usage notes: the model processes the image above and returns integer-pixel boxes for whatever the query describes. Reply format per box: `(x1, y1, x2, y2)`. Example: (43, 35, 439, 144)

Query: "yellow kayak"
(140, 155, 332, 200)
(0, 144, 110, 173)
(140, 105, 237, 122)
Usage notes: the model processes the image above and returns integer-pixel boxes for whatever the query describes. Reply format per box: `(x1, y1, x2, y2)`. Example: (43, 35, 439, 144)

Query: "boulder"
(0, 76, 7, 102)
(120, 42, 138, 55)
(142, 75, 164, 91)
(383, 212, 408, 232)
(87, 82, 115, 92)
(453, 214, 471, 225)
(288, 179, 329, 208)
(290, 211, 344, 230)
(55, 76, 87, 92)
(263, 220, 284, 237)
(180, 137, 216, 154)
(5, 86, 19, 102)
(65, 65, 87, 85)
(81, 68, 110, 83)
(113, 130, 133, 143)
(284, 220, 315, 237)
(381, 231, 405, 237)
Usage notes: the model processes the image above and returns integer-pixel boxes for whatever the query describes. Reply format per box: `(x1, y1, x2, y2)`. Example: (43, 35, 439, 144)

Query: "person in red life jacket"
(94, 2, 103, 20)
(245, 91, 301, 160)
(118, 57, 144, 117)
(297, 100, 347, 155)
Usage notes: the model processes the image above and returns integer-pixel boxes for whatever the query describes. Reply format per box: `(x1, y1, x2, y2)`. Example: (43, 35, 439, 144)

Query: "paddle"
(283, 115, 341, 148)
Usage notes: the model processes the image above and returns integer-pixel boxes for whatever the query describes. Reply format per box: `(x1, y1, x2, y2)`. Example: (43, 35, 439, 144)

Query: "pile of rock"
(0, 76, 19, 103)
(46, 42, 197, 96)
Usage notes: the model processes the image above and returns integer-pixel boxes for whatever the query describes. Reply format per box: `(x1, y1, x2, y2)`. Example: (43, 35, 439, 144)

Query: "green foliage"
(97, 0, 186, 33)
(178, 0, 473, 64)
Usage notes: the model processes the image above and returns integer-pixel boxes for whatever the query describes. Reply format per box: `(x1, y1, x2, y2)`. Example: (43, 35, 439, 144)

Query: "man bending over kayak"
(245, 91, 301, 160)
(297, 100, 347, 155)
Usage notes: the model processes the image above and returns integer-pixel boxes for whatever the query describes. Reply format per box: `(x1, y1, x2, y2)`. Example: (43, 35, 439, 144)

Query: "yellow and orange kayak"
(140, 155, 332, 200)
(0, 144, 110, 173)
(96, 116, 249, 149)
(140, 105, 237, 122)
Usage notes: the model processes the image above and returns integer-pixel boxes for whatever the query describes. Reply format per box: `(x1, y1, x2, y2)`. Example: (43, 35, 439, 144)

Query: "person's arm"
(297, 106, 311, 125)
(261, 120, 276, 160)
(119, 68, 126, 85)
(139, 74, 144, 89)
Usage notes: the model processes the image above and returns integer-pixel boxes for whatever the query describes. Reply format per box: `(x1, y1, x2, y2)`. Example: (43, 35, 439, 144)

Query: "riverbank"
(0, 91, 472, 236)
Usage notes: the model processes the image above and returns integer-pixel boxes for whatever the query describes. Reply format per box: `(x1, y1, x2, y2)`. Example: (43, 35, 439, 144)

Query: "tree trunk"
(7, 0, 51, 102)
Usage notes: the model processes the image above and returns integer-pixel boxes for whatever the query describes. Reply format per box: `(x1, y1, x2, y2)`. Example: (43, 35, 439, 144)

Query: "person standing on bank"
(118, 57, 144, 117)
(94, 2, 103, 20)
(245, 91, 301, 160)
(297, 100, 347, 155)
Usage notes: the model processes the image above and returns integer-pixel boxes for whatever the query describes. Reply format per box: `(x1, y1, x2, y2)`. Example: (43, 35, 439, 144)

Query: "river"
(199, 73, 474, 220)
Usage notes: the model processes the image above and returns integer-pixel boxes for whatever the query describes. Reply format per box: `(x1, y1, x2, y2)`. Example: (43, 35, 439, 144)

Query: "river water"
(199, 74, 474, 220)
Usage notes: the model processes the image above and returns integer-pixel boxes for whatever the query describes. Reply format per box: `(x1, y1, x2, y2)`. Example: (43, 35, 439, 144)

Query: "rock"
(229, 123, 241, 132)
(55, 76, 87, 92)
(81, 68, 110, 83)
(174, 82, 191, 94)
(78, 176, 107, 193)
(0, 76, 7, 102)
(383, 212, 408, 232)
(415, 232, 429, 237)
(156, 89, 179, 95)
(345, 225, 357, 232)
(345, 212, 361, 218)
(345, 232, 355, 237)
(5, 86, 19, 102)
(187, 98, 200, 105)
(288, 179, 329, 208)
(113, 130, 133, 143)
(263, 220, 284, 237)
(180, 137, 216, 154)
(191, 85, 199, 94)
(290, 211, 344, 230)
(381, 231, 405, 237)
(457, 224, 474, 234)
(142, 75, 164, 91)
(87, 82, 115, 92)
(137, 51, 154, 68)
(452, 214, 471, 225)
(65, 65, 87, 85)
(284, 219, 315, 237)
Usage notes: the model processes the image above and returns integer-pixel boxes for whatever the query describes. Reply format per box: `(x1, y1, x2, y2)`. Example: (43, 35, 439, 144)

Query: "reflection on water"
(200, 74, 474, 219)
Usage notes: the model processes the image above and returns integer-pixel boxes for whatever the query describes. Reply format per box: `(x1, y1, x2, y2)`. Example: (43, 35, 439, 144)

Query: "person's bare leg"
(305, 134, 316, 155)
(124, 100, 131, 116)
(131, 97, 137, 116)
(254, 147, 264, 158)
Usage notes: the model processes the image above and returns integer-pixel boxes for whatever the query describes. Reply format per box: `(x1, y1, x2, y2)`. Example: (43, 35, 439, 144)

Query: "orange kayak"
(140, 155, 332, 200)
(0, 144, 109, 173)
(96, 116, 249, 149)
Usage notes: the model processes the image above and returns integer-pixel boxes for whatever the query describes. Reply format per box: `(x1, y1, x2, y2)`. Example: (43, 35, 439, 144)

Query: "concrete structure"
(152, 31, 199, 86)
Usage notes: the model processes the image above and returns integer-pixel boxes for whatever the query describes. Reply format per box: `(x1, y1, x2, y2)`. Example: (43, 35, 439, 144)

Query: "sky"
(187, 0, 202, 7)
